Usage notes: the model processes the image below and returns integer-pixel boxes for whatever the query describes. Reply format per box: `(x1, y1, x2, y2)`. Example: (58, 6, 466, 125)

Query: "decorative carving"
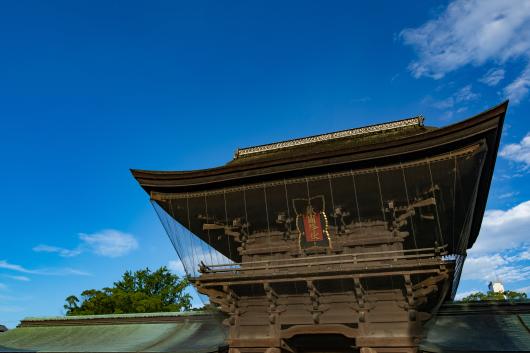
(235, 117, 424, 158)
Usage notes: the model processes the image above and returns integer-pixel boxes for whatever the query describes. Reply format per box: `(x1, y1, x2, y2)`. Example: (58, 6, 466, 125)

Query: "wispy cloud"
(516, 285, 530, 294)
(400, 0, 530, 79)
(0, 305, 25, 313)
(498, 191, 519, 199)
(503, 63, 530, 104)
(2, 275, 30, 282)
(32, 244, 82, 257)
(80, 229, 138, 257)
(499, 134, 530, 168)
(34, 229, 138, 258)
(0, 260, 90, 276)
(352, 96, 371, 103)
(400, 0, 530, 103)
(479, 68, 505, 86)
(422, 84, 479, 117)
(0, 260, 33, 273)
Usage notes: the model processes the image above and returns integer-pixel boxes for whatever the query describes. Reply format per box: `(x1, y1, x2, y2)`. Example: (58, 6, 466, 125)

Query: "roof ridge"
(234, 116, 424, 159)
(22, 311, 208, 321)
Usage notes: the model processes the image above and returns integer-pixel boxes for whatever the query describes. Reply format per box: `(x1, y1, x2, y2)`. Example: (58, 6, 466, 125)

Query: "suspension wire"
(154, 201, 182, 270)
(427, 160, 445, 246)
(400, 162, 418, 250)
(451, 156, 457, 254)
(376, 168, 394, 292)
(168, 199, 190, 275)
(328, 173, 338, 231)
(351, 170, 362, 228)
(305, 177, 311, 200)
(203, 195, 216, 266)
(186, 195, 198, 277)
(190, 193, 209, 271)
(284, 179, 291, 233)
(223, 189, 233, 261)
(375, 166, 387, 224)
(186, 195, 200, 277)
(328, 174, 344, 291)
(242, 188, 255, 296)
(263, 183, 272, 258)
(454, 156, 467, 253)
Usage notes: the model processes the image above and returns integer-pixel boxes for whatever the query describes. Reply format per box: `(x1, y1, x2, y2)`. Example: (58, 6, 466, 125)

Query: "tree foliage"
(460, 290, 527, 302)
(64, 267, 192, 315)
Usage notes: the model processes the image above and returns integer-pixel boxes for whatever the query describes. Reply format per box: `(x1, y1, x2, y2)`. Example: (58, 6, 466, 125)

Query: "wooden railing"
(200, 245, 448, 275)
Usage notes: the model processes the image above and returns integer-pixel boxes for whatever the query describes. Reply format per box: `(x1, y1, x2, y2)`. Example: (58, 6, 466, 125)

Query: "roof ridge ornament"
(234, 116, 424, 158)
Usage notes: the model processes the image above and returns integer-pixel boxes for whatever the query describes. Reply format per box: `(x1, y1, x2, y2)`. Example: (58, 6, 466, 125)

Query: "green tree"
(460, 290, 527, 302)
(64, 266, 192, 315)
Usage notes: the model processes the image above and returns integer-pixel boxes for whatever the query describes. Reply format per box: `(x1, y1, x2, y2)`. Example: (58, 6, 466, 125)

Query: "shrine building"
(3, 101, 530, 353)
(130, 101, 508, 353)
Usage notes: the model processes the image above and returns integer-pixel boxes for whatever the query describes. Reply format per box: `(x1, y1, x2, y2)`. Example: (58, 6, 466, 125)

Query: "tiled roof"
(0, 311, 227, 353)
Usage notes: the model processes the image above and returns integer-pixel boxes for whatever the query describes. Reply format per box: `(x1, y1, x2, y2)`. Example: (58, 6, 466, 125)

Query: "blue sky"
(2, 0, 530, 328)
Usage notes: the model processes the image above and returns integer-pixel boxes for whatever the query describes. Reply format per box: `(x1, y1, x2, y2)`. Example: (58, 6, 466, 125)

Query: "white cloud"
(40, 268, 91, 276)
(401, 0, 530, 103)
(0, 260, 33, 273)
(499, 134, 530, 168)
(479, 68, 505, 86)
(471, 200, 530, 254)
(0, 305, 24, 313)
(503, 63, 530, 104)
(462, 200, 530, 286)
(400, 0, 530, 79)
(516, 285, 530, 294)
(423, 84, 479, 113)
(79, 229, 138, 258)
(461, 252, 530, 282)
(498, 191, 519, 199)
(168, 260, 185, 275)
(2, 275, 30, 282)
(454, 289, 480, 300)
(32, 244, 82, 257)
(34, 229, 138, 258)
(0, 260, 90, 276)
(454, 84, 479, 102)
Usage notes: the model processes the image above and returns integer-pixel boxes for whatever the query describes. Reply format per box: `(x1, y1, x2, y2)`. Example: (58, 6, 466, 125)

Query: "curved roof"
(0, 312, 227, 353)
(131, 101, 508, 251)
(421, 301, 530, 352)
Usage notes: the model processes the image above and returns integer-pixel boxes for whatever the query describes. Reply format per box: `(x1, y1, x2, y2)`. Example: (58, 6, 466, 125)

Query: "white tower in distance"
(488, 281, 505, 293)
